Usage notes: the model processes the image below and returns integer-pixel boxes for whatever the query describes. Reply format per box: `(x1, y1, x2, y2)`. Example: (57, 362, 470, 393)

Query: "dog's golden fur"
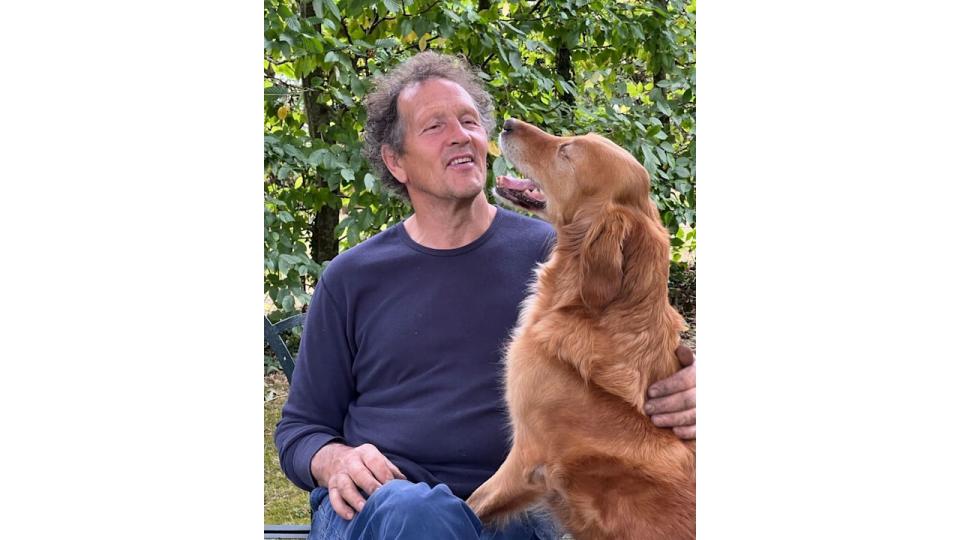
(466, 120, 695, 539)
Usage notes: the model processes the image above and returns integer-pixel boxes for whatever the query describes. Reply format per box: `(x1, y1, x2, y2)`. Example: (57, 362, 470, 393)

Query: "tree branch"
(265, 72, 301, 87)
(415, 0, 442, 16)
(339, 17, 354, 46)
(400, 33, 441, 54)
(480, 51, 497, 69)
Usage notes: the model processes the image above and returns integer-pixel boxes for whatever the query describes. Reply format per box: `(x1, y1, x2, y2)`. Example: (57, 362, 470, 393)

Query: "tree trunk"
(301, 0, 342, 275)
(649, 0, 672, 130)
(555, 40, 575, 113)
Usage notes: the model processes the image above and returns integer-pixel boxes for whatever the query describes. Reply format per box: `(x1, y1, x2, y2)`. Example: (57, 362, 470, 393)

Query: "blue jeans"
(307, 480, 562, 540)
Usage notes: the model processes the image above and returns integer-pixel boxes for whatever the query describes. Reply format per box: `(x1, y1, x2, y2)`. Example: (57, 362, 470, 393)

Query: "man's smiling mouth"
(446, 155, 475, 168)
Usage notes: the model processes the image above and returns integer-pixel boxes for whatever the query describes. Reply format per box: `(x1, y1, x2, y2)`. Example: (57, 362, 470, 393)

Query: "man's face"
(384, 78, 489, 205)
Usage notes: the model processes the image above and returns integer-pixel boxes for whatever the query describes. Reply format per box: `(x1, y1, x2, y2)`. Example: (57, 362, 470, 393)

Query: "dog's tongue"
(496, 175, 537, 191)
(497, 175, 537, 191)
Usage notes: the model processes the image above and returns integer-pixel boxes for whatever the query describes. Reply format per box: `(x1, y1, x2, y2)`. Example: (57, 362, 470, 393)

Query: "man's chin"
(450, 174, 486, 199)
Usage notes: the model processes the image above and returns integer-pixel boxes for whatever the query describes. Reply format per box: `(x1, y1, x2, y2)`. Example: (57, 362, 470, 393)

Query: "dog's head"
(494, 118, 654, 225)
(495, 119, 666, 310)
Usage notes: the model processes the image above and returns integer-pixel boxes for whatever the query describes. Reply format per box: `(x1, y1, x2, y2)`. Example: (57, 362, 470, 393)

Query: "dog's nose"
(502, 118, 517, 133)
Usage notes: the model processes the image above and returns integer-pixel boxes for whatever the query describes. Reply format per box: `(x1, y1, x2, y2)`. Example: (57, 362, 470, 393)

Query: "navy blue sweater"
(275, 207, 556, 499)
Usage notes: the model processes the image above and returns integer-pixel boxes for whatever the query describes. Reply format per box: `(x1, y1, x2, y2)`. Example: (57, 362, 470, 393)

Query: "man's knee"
(358, 480, 481, 538)
(367, 480, 460, 518)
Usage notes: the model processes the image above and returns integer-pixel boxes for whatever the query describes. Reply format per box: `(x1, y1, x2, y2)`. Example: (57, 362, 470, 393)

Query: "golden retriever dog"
(466, 119, 695, 539)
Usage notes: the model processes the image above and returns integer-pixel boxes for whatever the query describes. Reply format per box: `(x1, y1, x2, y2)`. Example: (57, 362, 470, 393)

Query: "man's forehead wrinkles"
(398, 81, 478, 120)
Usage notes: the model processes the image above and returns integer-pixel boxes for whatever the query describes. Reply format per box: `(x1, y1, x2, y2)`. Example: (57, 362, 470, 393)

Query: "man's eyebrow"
(414, 113, 443, 129)
(413, 107, 479, 128)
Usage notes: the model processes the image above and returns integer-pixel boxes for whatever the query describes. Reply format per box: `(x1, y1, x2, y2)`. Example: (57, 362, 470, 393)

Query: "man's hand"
(311, 442, 407, 520)
(644, 344, 696, 440)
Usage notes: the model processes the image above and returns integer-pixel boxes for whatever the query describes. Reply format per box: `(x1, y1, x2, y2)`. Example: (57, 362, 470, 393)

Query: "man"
(275, 51, 697, 540)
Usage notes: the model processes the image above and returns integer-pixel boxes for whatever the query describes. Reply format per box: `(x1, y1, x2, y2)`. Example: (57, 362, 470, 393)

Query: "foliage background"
(264, 0, 696, 323)
(264, 0, 695, 523)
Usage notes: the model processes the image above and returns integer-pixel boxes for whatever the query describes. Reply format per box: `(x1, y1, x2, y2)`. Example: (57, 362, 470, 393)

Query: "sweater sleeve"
(274, 277, 356, 492)
(538, 227, 558, 263)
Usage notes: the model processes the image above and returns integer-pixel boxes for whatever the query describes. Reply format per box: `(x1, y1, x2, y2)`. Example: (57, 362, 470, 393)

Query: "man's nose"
(448, 121, 471, 144)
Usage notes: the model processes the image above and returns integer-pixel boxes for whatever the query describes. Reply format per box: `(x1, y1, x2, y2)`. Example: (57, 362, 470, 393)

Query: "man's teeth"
(450, 157, 473, 165)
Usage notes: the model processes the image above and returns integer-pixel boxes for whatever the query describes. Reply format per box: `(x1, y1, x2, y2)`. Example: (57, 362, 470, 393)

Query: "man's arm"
(644, 344, 696, 439)
(274, 278, 354, 491)
(274, 277, 405, 520)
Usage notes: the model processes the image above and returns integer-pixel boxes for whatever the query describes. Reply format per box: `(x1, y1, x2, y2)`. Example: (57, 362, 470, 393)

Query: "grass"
(264, 372, 311, 525)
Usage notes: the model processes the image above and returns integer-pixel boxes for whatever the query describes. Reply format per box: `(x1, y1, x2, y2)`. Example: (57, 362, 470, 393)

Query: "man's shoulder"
(487, 207, 556, 264)
(493, 206, 555, 240)
(322, 223, 405, 282)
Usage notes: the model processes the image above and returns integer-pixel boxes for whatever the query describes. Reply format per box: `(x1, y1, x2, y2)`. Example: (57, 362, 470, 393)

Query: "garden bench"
(264, 313, 310, 539)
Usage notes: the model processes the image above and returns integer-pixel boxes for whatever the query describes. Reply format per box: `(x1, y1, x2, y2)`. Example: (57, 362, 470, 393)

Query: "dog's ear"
(575, 205, 635, 310)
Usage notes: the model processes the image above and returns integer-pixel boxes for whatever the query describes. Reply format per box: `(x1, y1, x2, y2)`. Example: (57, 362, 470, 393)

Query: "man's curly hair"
(362, 51, 496, 201)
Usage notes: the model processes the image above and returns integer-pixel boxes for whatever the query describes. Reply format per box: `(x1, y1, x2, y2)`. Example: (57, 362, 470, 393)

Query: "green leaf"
(493, 156, 507, 177)
(340, 169, 355, 181)
(312, 0, 324, 18)
(350, 77, 365, 98)
(509, 51, 523, 71)
(382, 0, 400, 13)
(324, 0, 341, 20)
(363, 173, 377, 191)
(286, 16, 301, 33)
(307, 149, 326, 166)
(283, 143, 305, 161)
(374, 37, 400, 49)
(333, 88, 354, 107)
(641, 145, 658, 168)
(326, 172, 340, 191)
(656, 99, 672, 116)
(502, 21, 527, 36)
(278, 211, 294, 223)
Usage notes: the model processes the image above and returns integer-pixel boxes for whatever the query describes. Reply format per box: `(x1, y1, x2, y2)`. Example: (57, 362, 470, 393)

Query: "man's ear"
(381, 145, 408, 184)
(576, 206, 635, 311)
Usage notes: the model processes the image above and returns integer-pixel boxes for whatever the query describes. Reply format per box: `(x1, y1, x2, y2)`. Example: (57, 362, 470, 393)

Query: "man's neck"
(403, 195, 497, 249)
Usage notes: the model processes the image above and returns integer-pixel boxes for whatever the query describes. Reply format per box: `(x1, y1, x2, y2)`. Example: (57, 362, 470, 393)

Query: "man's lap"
(308, 480, 562, 540)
